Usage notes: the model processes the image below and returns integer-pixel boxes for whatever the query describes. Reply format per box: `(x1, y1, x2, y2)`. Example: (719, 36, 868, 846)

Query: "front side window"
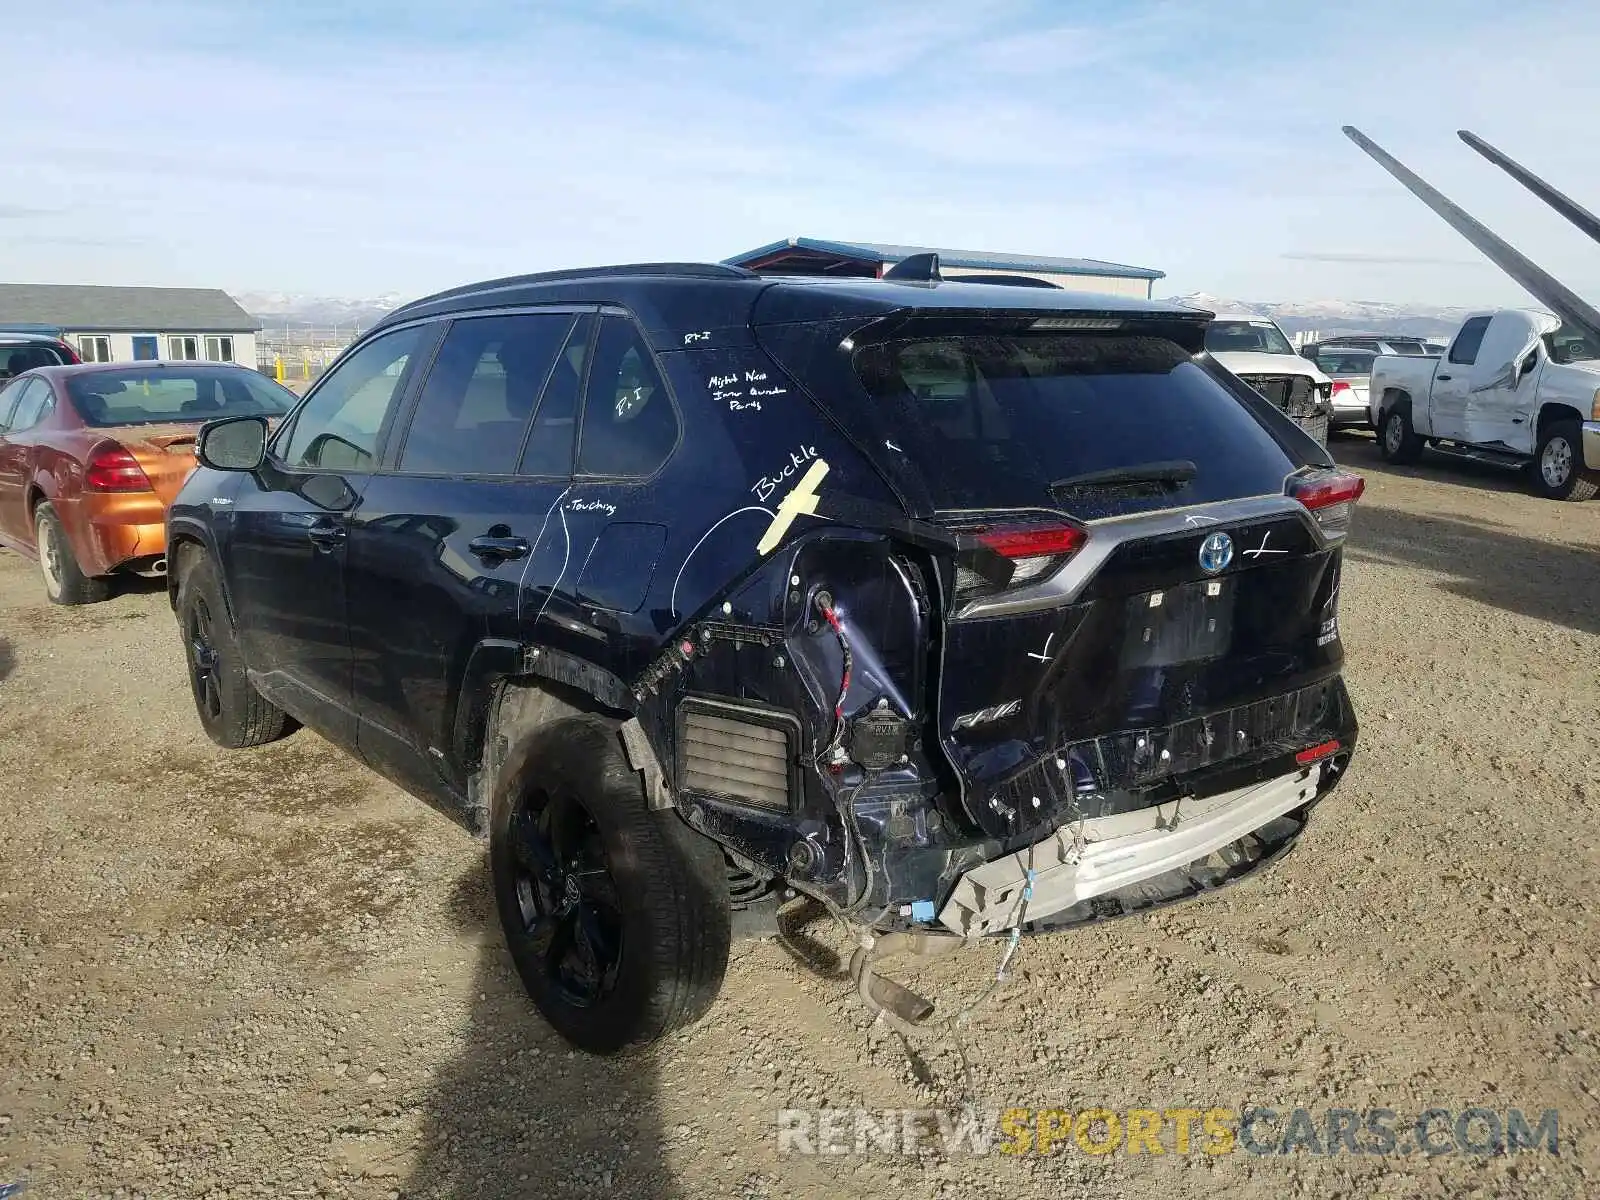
(1203, 320, 1295, 356)
(79, 335, 112, 363)
(66, 367, 291, 427)
(400, 312, 574, 476)
(1449, 316, 1492, 365)
(169, 336, 199, 360)
(204, 336, 234, 363)
(279, 325, 427, 471)
(576, 315, 679, 477)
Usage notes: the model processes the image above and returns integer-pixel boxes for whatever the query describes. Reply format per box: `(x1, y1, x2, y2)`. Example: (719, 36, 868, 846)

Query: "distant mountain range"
(235, 287, 1476, 340)
(1162, 293, 1473, 338)
(237, 291, 406, 332)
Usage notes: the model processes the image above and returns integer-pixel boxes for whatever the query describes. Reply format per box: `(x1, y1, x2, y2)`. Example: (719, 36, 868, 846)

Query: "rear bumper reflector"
(939, 768, 1319, 937)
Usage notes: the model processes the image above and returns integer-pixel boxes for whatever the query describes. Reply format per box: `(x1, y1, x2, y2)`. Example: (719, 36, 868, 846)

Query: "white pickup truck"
(1369, 308, 1600, 501)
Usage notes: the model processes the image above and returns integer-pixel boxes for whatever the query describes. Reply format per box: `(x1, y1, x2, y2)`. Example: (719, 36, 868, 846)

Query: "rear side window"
(853, 333, 1297, 517)
(0, 378, 27, 429)
(576, 315, 679, 477)
(399, 312, 574, 476)
(1449, 316, 1492, 365)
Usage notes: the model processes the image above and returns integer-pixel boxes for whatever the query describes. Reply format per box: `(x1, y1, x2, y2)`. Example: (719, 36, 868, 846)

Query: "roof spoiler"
(1341, 125, 1600, 345)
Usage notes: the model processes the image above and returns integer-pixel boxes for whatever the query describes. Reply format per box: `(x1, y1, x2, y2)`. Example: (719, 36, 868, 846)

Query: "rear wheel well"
(1379, 387, 1411, 419)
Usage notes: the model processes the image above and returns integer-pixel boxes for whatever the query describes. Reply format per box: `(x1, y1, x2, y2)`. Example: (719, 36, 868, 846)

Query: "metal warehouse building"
(725, 236, 1165, 298)
(0, 283, 260, 366)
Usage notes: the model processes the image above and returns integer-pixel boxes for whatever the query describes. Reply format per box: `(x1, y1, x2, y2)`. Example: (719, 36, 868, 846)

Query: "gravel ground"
(2, 434, 1597, 1199)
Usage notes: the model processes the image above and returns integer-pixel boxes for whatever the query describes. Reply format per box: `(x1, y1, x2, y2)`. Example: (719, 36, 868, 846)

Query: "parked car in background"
(167, 263, 1361, 1054)
(1423, 340, 1449, 355)
(1302, 333, 1433, 359)
(0, 331, 79, 380)
(1202, 312, 1335, 445)
(0, 362, 294, 603)
(1312, 347, 1378, 429)
(1368, 309, 1600, 500)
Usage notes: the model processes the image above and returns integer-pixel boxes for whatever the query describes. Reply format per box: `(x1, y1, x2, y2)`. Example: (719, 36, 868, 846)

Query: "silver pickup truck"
(1369, 309, 1600, 501)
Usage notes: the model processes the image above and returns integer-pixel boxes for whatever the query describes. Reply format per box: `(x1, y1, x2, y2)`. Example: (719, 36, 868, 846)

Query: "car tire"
(1379, 406, 1424, 465)
(175, 552, 293, 748)
(35, 502, 110, 606)
(491, 715, 731, 1054)
(1532, 420, 1599, 502)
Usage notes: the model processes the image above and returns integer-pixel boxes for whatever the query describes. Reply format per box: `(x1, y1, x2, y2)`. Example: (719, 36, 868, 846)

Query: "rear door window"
(575, 315, 679, 477)
(398, 312, 575, 476)
(0, 378, 27, 430)
(852, 332, 1297, 518)
(518, 314, 594, 477)
(5, 379, 54, 432)
(1448, 317, 1492, 365)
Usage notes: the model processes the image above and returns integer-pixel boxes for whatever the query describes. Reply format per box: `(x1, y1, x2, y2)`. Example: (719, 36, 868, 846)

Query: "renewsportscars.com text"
(777, 1105, 1560, 1158)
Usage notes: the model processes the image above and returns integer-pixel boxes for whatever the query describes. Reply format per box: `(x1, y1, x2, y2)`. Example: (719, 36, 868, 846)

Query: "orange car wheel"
(35, 502, 110, 606)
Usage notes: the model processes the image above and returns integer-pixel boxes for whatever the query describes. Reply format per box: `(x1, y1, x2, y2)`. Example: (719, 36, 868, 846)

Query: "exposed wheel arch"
(1536, 401, 1584, 434)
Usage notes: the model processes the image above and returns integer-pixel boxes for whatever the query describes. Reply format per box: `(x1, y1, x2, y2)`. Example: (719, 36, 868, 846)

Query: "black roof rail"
(882, 252, 942, 283)
(944, 272, 1062, 289)
(389, 262, 759, 317)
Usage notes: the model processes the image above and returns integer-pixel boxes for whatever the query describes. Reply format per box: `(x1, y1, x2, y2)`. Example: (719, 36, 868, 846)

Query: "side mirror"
(197, 414, 268, 471)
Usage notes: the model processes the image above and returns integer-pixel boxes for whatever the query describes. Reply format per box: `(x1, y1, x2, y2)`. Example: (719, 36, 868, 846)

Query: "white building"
(725, 237, 1165, 298)
(0, 283, 260, 366)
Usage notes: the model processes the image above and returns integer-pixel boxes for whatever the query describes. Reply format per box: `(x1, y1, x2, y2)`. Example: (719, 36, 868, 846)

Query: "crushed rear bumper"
(938, 766, 1323, 937)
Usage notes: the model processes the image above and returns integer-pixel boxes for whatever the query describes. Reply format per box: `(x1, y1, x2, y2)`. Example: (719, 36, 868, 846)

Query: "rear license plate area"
(1120, 578, 1234, 668)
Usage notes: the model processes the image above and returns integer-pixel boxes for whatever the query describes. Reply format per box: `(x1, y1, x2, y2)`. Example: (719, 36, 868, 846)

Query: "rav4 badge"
(1198, 531, 1234, 574)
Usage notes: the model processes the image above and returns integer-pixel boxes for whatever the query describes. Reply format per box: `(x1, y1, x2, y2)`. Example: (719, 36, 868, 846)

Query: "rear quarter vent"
(676, 699, 797, 813)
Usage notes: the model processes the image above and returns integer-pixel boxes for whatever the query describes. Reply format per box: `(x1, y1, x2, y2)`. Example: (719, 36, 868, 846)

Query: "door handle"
(306, 521, 346, 550)
(1436, 374, 1452, 381)
(469, 533, 530, 563)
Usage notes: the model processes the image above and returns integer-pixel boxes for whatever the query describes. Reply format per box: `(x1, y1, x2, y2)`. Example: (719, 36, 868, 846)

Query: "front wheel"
(1531, 420, 1599, 502)
(175, 553, 292, 748)
(491, 716, 731, 1054)
(1379, 407, 1424, 465)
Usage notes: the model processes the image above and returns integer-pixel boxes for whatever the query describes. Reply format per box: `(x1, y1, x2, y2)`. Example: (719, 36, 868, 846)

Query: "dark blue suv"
(167, 261, 1361, 1053)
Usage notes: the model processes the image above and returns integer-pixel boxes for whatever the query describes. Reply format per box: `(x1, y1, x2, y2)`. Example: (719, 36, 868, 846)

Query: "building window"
(204, 336, 234, 363)
(169, 335, 199, 360)
(79, 335, 112, 363)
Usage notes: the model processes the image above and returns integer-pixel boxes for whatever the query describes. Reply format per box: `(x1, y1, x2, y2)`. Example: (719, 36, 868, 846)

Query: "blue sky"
(8, 0, 1600, 306)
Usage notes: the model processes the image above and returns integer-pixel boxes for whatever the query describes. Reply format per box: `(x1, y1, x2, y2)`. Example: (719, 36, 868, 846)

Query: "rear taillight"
(85, 445, 153, 492)
(1288, 469, 1364, 539)
(955, 520, 1087, 600)
(57, 339, 81, 365)
(1330, 380, 1352, 397)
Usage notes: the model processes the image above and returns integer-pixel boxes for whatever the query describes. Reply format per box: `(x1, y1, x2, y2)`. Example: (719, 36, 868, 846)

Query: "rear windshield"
(0, 342, 68, 379)
(66, 368, 292, 427)
(1315, 349, 1377, 376)
(1203, 320, 1294, 356)
(852, 333, 1297, 517)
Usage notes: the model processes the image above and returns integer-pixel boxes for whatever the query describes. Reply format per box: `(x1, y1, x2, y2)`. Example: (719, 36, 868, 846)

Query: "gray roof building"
(0, 284, 260, 334)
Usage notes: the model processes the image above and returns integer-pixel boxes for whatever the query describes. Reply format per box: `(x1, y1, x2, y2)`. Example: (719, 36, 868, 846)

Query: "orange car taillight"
(85, 445, 154, 492)
(955, 520, 1088, 600)
(1288, 469, 1365, 539)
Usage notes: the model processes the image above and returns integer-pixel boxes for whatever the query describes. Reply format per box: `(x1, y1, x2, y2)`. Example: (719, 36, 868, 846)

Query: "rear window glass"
(1203, 320, 1294, 356)
(66, 368, 293, 427)
(852, 333, 1296, 517)
(0, 342, 67, 379)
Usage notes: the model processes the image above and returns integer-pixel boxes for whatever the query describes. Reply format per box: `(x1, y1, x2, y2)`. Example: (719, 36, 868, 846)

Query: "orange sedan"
(0, 362, 295, 604)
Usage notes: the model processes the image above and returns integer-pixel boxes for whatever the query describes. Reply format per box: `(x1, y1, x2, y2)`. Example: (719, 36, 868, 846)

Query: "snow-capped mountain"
(238, 291, 408, 331)
(1164, 292, 1473, 338)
